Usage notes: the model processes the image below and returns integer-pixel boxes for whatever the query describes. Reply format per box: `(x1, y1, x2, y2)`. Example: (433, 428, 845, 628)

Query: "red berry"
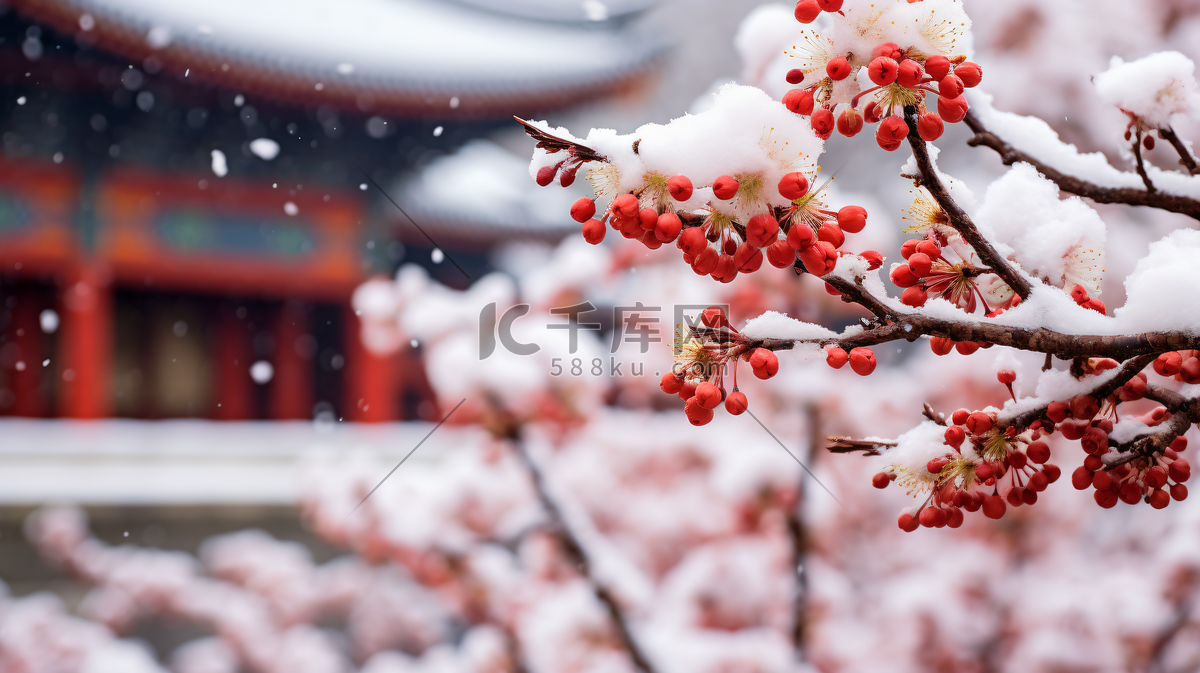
(1006, 488, 1024, 507)
(1145, 466, 1168, 489)
(937, 95, 969, 123)
(811, 108, 836, 139)
(1071, 466, 1093, 490)
(930, 336, 953, 356)
(1118, 481, 1142, 505)
(938, 74, 964, 99)
(816, 221, 844, 249)
(695, 382, 722, 410)
(711, 254, 737, 283)
(826, 346, 848, 369)
(915, 240, 941, 259)
(965, 412, 993, 435)
(660, 372, 683, 394)
(1026, 441, 1050, 464)
(896, 59, 922, 88)
(1094, 489, 1119, 508)
(766, 240, 796, 268)
(785, 69, 805, 85)
(1084, 455, 1103, 471)
(955, 62, 982, 88)
(849, 347, 876, 376)
(1070, 395, 1099, 421)
(787, 223, 816, 251)
(928, 456, 949, 475)
(951, 409, 969, 425)
(824, 281, 841, 297)
(1150, 489, 1170, 509)
(837, 205, 868, 233)
(793, 0, 821, 23)
(826, 56, 852, 81)
(901, 285, 928, 307)
(639, 207, 658, 231)
(815, 0, 843, 10)
(924, 55, 950, 81)
(954, 341, 980, 356)
(1181, 357, 1200, 384)
(678, 380, 697, 401)
(667, 175, 693, 202)
(536, 165, 557, 186)
(746, 214, 780, 248)
(1092, 470, 1114, 491)
(872, 472, 890, 489)
(876, 116, 908, 150)
(944, 426, 965, 447)
(907, 252, 933, 277)
(863, 100, 882, 124)
(917, 113, 944, 141)
(1118, 375, 1146, 401)
(859, 250, 883, 270)
(613, 193, 639, 219)
(692, 246, 719, 275)
(982, 495, 1006, 519)
(1043, 464, 1061, 483)
(751, 348, 780, 380)
(1170, 436, 1187, 452)
(946, 507, 964, 528)
(837, 108, 864, 137)
(655, 213, 682, 243)
(1028, 471, 1049, 492)
(997, 369, 1017, 385)
(734, 242, 764, 273)
(871, 42, 900, 60)
(1046, 401, 1070, 423)
(1144, 135, 1156, 150)
(798, 240, 838, 275)
(898, 511, 919, 532)
(725, 390, 748, 415)
(713, 175, 739, 200)
(1169, 458, 1191, 483)
(783, 88, 815, 115)
(679, 227, 707, 256)
(1172, 483, 1189, 501)
(685, 396, 714, 426)
(582, 219, 605, 245)
(867, 57, 899, 86)
(919, 507, 941, 528)
(571, 198, 596, 223)
(890, 264, 918, 288)
(778, 172, 809, 201)
(642, 230, 662, 250)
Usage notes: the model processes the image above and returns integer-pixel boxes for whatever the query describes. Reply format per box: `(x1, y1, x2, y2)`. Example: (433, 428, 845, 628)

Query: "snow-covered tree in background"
(14, 2, 1200, 673)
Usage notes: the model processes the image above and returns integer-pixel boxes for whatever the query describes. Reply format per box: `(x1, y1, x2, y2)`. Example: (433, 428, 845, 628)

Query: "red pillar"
(269, 300, 313, 420)
(343, 304, 395, 422)
(212, 305, 255, 420)
(57, 266, 113, 418)
(8, 288, 46, 417)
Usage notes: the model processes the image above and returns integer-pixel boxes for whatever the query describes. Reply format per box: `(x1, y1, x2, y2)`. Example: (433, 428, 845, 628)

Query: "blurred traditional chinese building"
(0, 0, 660, 426)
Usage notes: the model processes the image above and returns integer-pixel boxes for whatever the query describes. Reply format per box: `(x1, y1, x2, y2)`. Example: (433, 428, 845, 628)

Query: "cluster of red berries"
(782, 5, 983, 151)
(568, 172, 878, 284)
(889, 237, 952, 308)
(1070, 284, 1106, 315)
(1123, 120, 1157, 150)
(536, 155, 585, 188)
(1154, 350, 1200, 384)
(658, 307, 780, 426)
(877, 394, 1064, 531)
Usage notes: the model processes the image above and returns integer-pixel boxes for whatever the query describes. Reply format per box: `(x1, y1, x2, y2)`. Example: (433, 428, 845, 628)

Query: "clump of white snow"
(975, 163, 1106, 295)
(1094, 51, 1200, 128)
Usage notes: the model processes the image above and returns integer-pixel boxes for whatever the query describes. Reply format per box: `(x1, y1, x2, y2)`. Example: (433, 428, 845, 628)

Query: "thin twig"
(903, 107, 1034, 300)
(825, 437, 897, 455)
(1133, 128, 1157, 193)
(506, 432, 659, 673)
(964, 110, 1200, 221)
(1160, 126, 1200, 175)
(923, 403, 948, 426)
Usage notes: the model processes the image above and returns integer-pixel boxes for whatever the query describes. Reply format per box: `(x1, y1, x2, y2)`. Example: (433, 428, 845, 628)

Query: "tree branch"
(903, 107, 1034, 300)
(505, 431, 659, 673)
(964, 110, 1200, 222)
(999, 353, 1158, 431)
(1161, 126, 1200, 175)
